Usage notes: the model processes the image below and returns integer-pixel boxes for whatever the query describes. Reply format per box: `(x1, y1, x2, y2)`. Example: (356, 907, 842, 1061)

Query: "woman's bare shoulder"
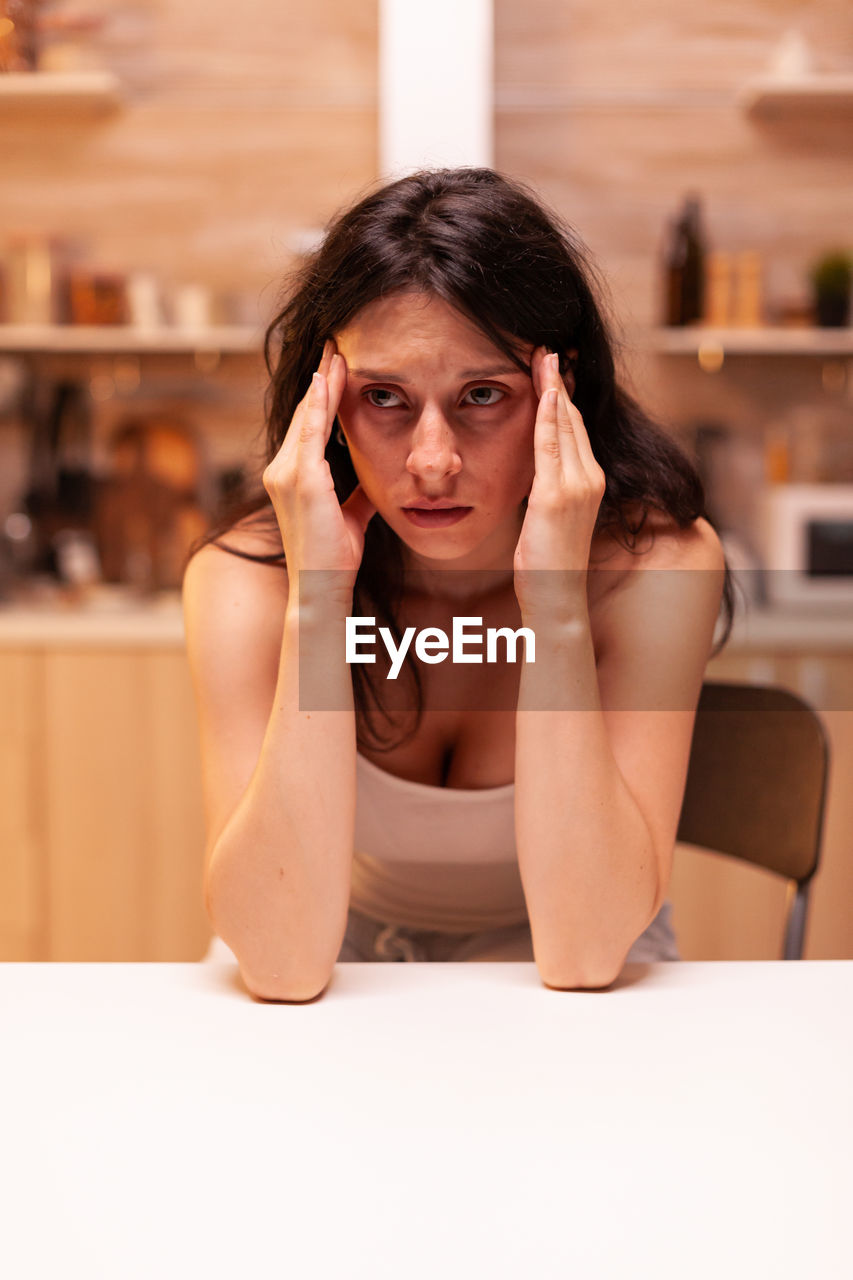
(205, 507, 285, 560)
(591, 505, 724, 572)
(589, 507, 725, 614)
(183, 515, 289, 663)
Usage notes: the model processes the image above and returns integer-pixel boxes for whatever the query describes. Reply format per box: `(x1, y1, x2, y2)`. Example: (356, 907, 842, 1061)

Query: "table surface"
(2, 960, 851, 1280)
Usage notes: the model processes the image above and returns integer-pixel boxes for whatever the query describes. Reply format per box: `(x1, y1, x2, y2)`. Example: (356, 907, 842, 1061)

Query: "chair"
(676, 681, 830, 960)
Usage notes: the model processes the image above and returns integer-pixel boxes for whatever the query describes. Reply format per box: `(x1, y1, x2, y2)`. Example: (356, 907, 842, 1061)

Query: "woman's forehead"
(334, 291, 533, 368)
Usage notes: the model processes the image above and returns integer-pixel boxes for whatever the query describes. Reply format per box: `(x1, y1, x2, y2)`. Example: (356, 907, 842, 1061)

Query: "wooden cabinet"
(0, 652, 43, 959)
(0, 639, 209, 961)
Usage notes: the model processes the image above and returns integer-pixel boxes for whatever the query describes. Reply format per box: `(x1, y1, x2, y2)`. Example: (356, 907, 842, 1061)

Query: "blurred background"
(0, 0, 851, 963)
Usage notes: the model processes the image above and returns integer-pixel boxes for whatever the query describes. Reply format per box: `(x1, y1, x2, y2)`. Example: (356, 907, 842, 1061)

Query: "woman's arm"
(514, 520, 726, 990)
(184, 348, 374, 1001)
(513, 350, 725, 989)
(183, 541, 356, 1002)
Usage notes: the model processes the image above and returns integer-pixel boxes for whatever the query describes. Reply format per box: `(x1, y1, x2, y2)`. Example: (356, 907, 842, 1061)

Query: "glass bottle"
(663, 194, 707, 326)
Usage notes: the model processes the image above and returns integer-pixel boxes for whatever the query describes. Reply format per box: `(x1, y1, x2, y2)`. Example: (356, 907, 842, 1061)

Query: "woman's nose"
(405, 410, 462, 479)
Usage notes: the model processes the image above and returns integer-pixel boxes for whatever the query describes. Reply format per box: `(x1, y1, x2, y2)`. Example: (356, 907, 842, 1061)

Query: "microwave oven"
(758, 484, 853, 609)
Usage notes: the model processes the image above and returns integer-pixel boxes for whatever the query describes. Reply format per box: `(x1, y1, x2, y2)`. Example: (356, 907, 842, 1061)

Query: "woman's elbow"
(537, 953, 623, 992)
(240, 963, 333, 1004)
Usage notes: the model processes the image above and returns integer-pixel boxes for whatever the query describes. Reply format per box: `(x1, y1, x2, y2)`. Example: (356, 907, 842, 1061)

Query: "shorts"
(337, 899, 680, 963)
(202, 900, 680, 965)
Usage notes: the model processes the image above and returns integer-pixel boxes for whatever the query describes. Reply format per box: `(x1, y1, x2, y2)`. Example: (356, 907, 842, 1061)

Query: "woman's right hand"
(262, 340, 376, 604)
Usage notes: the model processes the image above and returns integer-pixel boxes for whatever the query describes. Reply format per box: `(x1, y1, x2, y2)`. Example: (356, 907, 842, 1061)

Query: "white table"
(2, 961, 851, 1279)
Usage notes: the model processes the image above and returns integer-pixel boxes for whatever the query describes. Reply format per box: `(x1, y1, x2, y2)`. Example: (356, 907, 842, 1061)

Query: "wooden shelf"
(0, 324, 263, 356)
(0, 71, 121, 114)
(739, 75, 853, 117)
(6, 325, 847, 361)
(646, 327, 853, 357)
(7, 325, 848, 362)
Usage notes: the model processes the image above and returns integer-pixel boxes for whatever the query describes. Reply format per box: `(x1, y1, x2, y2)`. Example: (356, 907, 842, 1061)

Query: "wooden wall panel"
(3, 0, 851, 480)
(495, 0, 852, 96)
(0, 0, 381, 509)
(4, 108, 378, 299)
(493, 0, 853, 440)
(1, 0, 379, 300)
(495, 85, 853, 338)
(6, 0, 847, 324)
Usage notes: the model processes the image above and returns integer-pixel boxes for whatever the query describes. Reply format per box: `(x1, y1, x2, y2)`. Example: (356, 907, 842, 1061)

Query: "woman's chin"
(399, 533, 481, 565)
(397, 526, 517, 575)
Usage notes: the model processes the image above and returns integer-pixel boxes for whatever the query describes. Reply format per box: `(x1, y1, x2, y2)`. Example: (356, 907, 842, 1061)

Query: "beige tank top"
(350, 750, 529, 933)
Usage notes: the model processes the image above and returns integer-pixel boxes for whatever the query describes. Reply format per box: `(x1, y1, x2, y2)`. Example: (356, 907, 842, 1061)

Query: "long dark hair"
(201, 167, 735, 748)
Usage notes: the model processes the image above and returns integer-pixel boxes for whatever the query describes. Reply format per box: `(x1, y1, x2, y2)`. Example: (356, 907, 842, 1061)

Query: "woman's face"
(333, 291, 540, 572)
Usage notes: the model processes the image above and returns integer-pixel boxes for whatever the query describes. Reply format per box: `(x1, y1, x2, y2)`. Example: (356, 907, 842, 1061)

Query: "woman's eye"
(365, 388, 404, 408)
(463, 386, 504, 406)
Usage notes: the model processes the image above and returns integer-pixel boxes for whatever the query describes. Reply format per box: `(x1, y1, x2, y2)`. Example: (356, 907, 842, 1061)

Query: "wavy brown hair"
(198, 167, 735, 749)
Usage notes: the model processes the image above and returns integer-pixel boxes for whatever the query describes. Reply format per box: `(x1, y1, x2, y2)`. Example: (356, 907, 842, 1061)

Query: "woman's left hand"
(513, 347, 606, 621)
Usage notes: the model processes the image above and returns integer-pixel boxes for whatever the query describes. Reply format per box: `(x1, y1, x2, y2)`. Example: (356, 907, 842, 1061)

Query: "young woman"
(183, 167, 733, 1000)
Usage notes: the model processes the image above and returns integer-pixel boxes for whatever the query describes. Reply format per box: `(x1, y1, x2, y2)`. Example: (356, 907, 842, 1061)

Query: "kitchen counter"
(0, 589, 186, 647)
(720, 604, 853, 650)
(0, 589, 851, 649)
(2, 959, 851, 1279)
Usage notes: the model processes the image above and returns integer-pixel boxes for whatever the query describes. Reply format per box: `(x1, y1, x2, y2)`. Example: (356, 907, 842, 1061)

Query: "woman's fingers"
(537, 350, 601, 476)
(552, 361, 576, 441)
(327, 351, 348, 433)
(298, 341, 346, 462)
(544, 352, 577, 448)
(301, 369, 330, 460)
(532, 382, 563, 481)
(533, 351, 572, 482)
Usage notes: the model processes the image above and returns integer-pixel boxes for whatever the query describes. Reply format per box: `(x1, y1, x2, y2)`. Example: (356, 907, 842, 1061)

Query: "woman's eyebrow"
(459, 365, 527, 379)
(350, 368, 409, 381)
(349, 365, 526, 381)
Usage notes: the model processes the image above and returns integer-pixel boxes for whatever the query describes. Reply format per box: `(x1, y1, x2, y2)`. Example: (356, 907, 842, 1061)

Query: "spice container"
(702, 252, 733, 327)
(6, 237, 56, 325)
(732, 251, 764, 328)
(68, 270, 128, 325)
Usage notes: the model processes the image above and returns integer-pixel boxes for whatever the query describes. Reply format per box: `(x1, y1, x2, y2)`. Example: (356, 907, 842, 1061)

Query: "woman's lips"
(402, 506, 473, 528)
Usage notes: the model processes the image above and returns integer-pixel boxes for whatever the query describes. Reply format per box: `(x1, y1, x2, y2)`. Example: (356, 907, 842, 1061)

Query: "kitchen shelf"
(0, 324, 263, 356)
(0, 71, 122, 114)
(6, 325, 848, 361)
(646, 327, 853, 357)
(739, 75, 853, 117)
